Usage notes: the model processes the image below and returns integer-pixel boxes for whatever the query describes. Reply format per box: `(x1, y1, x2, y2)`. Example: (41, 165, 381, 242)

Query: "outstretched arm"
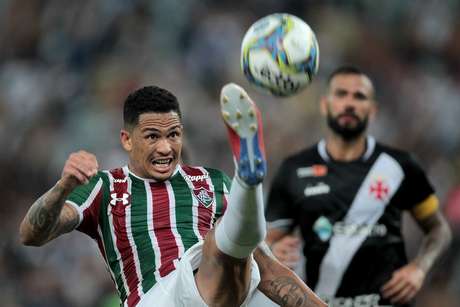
(19, 150, 98, 246)
(255, 241, 327, 307)
(381, 210, 452, 304)
(19, 184, 79, 246)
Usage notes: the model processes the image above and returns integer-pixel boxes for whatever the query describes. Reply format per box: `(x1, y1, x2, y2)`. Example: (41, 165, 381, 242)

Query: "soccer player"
(265, 66, 452, 307)
(19, 84, 326, 307)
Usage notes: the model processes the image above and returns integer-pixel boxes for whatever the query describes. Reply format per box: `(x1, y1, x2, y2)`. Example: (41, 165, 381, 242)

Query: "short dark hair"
(327, 65, 366, 85)
(123, 85, 182, 128)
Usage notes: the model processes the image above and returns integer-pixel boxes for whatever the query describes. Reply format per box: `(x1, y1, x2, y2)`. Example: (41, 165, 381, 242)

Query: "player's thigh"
(198, 230, 250, 293)
(195, 229, 262, 305)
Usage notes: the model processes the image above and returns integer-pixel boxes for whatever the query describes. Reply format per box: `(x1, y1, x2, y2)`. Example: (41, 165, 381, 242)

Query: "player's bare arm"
(381, 209, 452, 304)
(20, 150, 98, 246)
(255, 242, 327, 307)
(266, 228, 301, 269)
(412, 210, 452, 274)
(266, 228, 288, 244)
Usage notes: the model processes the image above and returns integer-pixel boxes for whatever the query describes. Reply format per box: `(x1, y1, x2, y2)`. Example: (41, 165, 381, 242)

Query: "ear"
(120, 129, 132, 152)
(369, 100, 378, 121)
(320, 96, 328, 116)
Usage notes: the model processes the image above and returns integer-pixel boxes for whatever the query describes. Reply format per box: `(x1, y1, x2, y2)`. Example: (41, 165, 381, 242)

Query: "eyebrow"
(141, 125, 182, 133)
(334, 88, 368, 98)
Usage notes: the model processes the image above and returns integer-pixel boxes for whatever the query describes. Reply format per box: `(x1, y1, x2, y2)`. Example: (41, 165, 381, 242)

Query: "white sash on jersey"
(314, 153, 404, 296)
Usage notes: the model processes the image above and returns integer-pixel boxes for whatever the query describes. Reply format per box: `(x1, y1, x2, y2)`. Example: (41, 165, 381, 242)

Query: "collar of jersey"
(317, 135, 376, 162)
(124, 164, 181, 182)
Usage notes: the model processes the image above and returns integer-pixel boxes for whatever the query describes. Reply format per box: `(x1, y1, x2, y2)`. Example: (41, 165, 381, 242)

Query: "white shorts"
(136, 241, 278, 307)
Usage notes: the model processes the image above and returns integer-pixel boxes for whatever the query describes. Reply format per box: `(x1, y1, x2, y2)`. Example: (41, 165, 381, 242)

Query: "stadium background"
(1, 0, 459, 306)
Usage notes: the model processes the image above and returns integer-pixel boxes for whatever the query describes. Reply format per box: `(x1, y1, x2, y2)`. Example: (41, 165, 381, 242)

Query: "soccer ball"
(241, 13, 319, 97)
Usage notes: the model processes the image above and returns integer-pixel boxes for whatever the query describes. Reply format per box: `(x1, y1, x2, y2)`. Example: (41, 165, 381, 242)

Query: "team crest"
(193, 187, 214, 208)
(369, 178, 390, 201)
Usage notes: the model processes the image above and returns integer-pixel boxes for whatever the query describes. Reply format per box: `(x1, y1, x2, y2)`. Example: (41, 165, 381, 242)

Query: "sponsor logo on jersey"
(193, 187, 214, 208)
(369, 178, 390, 201)
(321, 294, 381, 307)
(110, 193, 130, 206)
(313, 216, 333, 242)
(297, 164, 327, 178)
(304, 182, 330, 197)
(186, 174, 209, 182)
(113, 178, 127, 183)
(297, 165, 328, 178)
(313, 216, 387, 242)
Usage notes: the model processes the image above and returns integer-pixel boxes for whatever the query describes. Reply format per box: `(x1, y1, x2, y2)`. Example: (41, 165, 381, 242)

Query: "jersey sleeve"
(397, 154, 438, 219)
(66, 173, 105, 238)
(214, 171, 231, 219)
(265, 160, 297, 232)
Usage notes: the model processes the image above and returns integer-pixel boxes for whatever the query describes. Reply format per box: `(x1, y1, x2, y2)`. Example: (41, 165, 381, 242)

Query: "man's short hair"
(327, 65, 366, 85)
(123, 85, 182, 128)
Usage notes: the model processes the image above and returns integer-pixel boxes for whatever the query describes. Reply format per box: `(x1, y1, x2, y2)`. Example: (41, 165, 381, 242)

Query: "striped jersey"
(266, 137, 438, 307)
(66, 164, 230, 307)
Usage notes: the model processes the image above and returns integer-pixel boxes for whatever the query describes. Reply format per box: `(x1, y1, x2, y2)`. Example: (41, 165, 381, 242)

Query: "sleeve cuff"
(65, 200, 84, 228)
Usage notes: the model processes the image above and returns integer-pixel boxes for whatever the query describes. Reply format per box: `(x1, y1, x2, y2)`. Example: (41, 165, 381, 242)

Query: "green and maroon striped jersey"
(66, 165, 230, 307)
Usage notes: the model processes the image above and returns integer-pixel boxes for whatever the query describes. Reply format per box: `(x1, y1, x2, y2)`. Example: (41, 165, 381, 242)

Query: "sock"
(215, 176, 266, 258)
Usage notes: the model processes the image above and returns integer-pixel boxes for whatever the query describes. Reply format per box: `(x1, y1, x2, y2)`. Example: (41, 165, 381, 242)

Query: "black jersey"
(266, 137, 438, 307)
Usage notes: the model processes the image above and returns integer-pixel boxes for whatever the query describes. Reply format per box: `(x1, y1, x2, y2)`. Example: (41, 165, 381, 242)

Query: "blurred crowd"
(1, 0, 459, 306)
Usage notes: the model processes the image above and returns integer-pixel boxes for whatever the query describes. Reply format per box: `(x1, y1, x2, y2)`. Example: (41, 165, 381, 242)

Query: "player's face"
(121, 112, 183, 181)
(321, 73, 376, 140)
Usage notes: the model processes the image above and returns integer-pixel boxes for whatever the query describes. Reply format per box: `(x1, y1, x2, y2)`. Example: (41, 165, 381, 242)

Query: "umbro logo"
(110, 193, 130, 206)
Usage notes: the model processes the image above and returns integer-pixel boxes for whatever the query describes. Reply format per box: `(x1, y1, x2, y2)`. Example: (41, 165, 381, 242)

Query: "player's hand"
(381, 262, 425, 304)
(270, 235, 301, 269)
(58, 150, 99, 192)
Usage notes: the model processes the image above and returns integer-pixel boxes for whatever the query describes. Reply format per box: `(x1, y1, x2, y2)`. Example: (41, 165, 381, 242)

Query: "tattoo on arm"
(28, 196, 61, 235)
(255, 242, 326, 307)
(22, 184, 79, 245)
(260, 277, 309, 307)
(413, 211, 452, 273)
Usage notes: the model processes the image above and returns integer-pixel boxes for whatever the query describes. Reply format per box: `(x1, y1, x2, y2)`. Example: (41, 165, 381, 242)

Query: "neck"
(325, 132, 367, 161)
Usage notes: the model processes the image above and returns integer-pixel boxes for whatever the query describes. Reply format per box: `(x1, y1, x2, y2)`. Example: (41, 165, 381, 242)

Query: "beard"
(327, 111, 368, 141)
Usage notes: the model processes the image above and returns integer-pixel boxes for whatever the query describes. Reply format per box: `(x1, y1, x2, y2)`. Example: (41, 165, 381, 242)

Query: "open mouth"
(151, 158, 174, 172)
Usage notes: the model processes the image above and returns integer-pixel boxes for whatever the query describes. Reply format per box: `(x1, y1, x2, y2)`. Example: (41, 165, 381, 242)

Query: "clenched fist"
(58, 150, 99, 192)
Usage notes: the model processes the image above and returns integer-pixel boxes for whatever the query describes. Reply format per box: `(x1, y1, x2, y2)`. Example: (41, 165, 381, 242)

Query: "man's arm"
(255, 242, 327, 307)
(412, 210, 452, 274)
(381, 210, 452, 304)
(19, 183, 79, 246)
(19, 150, 98, 246)
(266, 228, 301, 269)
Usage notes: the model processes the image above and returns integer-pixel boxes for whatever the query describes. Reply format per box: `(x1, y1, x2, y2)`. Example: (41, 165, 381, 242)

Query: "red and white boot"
(220, 83, 267, 186)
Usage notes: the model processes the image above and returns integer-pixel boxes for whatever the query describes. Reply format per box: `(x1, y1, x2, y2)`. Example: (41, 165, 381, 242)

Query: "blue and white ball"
(241, 13, 319, 97)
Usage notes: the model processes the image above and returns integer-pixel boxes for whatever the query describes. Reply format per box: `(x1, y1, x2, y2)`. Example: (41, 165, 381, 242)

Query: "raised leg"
(195, 83, 267, 306)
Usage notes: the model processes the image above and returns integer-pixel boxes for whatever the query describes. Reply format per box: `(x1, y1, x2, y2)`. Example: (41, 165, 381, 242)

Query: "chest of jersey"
(102, 171, 224, 262)
(290, 153, 405, 242)
(88, 167, 227, 304)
